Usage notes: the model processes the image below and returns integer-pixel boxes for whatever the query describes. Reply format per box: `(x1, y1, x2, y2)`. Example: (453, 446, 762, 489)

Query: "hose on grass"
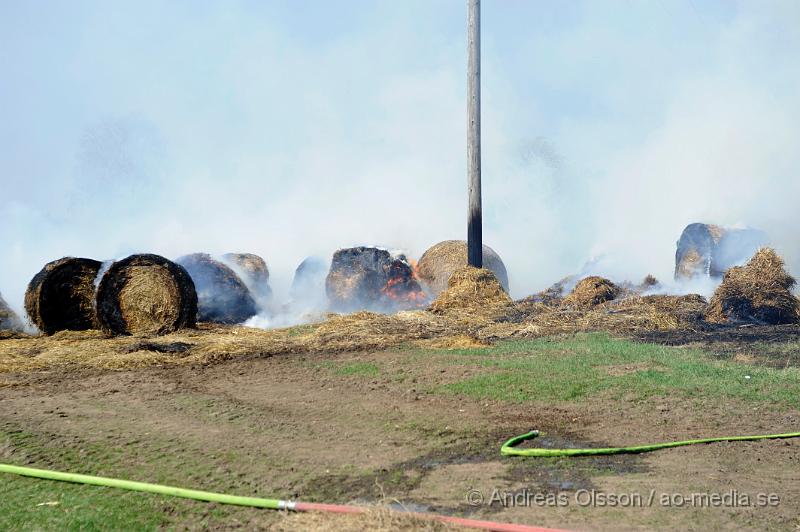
(500, 429, 800, 457)
(0, 463, 564, 532)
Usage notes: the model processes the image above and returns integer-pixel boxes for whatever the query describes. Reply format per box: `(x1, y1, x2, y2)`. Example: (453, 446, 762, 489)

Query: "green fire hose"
(500, 429, 800, 457)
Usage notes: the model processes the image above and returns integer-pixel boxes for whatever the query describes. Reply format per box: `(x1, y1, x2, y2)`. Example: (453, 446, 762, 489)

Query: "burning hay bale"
(562, 276, 620, 309)
(675, 223, 768, 280)
(326, 247, 427, 312)
(24, 257, 103, 334)
(176, 253, 257, 324)
(429, 267, 512, 314)
(0, 292, 23, 331)
(706, 248, 799, 325)
(417, 240, 509, 297)
(96, 254, 197, 336)
(221, 252, 272, 305)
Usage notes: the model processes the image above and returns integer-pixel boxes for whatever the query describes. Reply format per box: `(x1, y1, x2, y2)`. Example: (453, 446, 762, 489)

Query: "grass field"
(1, 332, 799, 530)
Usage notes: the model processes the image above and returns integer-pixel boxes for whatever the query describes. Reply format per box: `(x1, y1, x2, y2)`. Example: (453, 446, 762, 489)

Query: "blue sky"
(1, 1, 799, 310)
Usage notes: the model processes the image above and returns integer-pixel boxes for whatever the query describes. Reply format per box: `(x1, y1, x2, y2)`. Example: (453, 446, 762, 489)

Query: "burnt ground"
(634, 324, 800, 368)
(0, 328, 799, 531)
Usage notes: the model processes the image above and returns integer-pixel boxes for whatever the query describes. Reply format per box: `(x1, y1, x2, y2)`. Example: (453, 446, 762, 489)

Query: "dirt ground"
(1, 333, 799, 531)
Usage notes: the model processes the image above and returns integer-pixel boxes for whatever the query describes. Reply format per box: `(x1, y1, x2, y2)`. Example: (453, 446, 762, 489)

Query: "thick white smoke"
(1, 1, 799, 323)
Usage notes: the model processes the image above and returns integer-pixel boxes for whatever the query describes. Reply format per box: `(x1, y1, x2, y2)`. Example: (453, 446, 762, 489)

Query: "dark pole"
(467, 0, 482, 268)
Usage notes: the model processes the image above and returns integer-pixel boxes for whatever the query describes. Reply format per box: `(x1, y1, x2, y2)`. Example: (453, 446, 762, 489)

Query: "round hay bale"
(562, 276, 620, 309)
(429, 267, 512, 313)
(325, 247, 425, 312)
(0, 292, 23, 331)
(24, 257, 102, 334)
(291, 256, 329, 304)
(675, 223, 768, 280)
(417, 240, 509, 297)
(221, 252, 272, 304)
(706, 248, 799, 324)
(96, 254, 197, 335)
(176, 253, 256, 324)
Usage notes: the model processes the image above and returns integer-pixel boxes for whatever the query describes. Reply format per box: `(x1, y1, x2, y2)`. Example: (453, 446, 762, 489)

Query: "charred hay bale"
(0, 292, 23, 331)
(326, 247, 426, 312)
(176, 253, 257, 324)
(562, 276, 620, 309)
(221, 252, 272, 304)
(417, 240, 509, 297)
(96, 254, 197, 335)
(706, 248, 799, 325)
(24, 257, 102, 334)
(429, 267, 512, 314)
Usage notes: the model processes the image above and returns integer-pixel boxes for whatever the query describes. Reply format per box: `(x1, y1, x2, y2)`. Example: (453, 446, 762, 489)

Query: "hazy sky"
(2, 0, 799, 312)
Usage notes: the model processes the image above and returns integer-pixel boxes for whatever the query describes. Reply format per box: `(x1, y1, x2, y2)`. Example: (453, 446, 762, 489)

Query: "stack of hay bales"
(24, 257, 102, 334)
(417, 240, 509, 297)
(221, 252, 272, 308)
(96, 254, 197, 335)
(176, 253, 257, 324)
(675, 223, 768, 280)
(0, 292, 23, 331)
(326, 247, 425, 312)
(706, 248, 799, 324)
(562, 276, 620, 309)
(429, 267, 512, 314)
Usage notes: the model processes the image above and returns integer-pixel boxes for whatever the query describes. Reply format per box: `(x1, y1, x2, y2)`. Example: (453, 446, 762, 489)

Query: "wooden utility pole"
(467, 0, 482, 268)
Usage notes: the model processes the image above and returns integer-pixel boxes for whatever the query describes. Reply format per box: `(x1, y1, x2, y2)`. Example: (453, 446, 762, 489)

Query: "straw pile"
(417, 240, 509, 297)
(562, 276, 620, 309)
(429, 267, 512, 314)
(221, 252, 272, 303)
(706, 248, 799, 324)
(96, 254, 197, 336)
(24, 257, 102, 334)
(0, 292, 22, 331)
(176, 253, 257, 323)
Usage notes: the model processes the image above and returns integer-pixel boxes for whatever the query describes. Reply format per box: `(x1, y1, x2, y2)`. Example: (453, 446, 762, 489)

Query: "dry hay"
(429, 267, 512, 317)
(412, 334, 491, 350)
(706, 248, 799, 325)
(0, 292, 23, 332)
(417, 240, 509, 297)
(326, 247, 426, 312)
(96, 254, 197, 336)
(561, 276, 620, 309)
(24, 257, 102, 334)
(176, 253, 257, 324)
(221, 252, 272, 303)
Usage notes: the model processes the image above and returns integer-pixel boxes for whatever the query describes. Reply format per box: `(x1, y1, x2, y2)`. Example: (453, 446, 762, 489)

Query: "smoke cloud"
(2, 1, 799, 321)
